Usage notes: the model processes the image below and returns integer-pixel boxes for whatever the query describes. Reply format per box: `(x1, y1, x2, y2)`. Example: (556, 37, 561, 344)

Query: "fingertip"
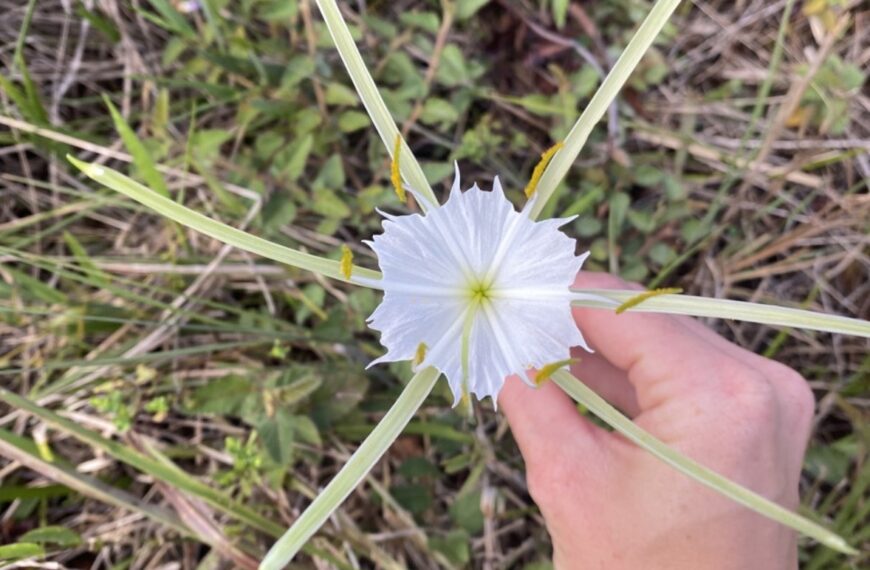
(498, 374, 528, 414)
(499, 374, 570, 421)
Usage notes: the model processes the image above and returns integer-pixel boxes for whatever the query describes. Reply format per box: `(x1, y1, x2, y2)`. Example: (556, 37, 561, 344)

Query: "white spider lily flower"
(357, 166, 596, 405)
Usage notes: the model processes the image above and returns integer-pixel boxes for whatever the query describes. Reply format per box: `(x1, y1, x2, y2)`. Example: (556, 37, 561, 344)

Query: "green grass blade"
(62, 230, 110, 288)
(0, 340, 267, 375)
(530, 0, 682, 219)
(137, 0, 196, 38)
(261, 367, 440, 569)
(0, 73, 47, 127)
(315, 0, 438, 208)
(551, 370, 857, 555)
(0, 428, 191, 538)
(0, 245, 305, 333)
(9, 0, 49, 128)
(0, 542, 45, 560)
(0, 388, 285, 538)
(67, 156, 383, 284)
(12, 0, 38, 67)
(104, 96, 170, 198)
(572, 289, 870, 338)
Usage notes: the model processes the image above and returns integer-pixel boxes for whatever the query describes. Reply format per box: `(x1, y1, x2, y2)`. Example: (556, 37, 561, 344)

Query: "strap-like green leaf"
(261, 367, 440, 568)
(530, 0, 683, 219)
(67, 156, 382, 284)
(572, 288, 870, 338)
(551, 370, 857, 555)
(315, 0, 438, 208)
(104, 95, 170, 198)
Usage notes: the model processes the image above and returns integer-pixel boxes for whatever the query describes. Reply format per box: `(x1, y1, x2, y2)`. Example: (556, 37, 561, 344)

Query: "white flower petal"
(365, 168, 592, 404)
(366, 294, 465, 367)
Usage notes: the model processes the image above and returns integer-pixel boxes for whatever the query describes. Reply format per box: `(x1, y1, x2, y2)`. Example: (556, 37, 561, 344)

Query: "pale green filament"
(68, 156, 382, 284)
(460, 310, 474, 386)
(459, 277, 495, 416)
(459, 301, 477, 417)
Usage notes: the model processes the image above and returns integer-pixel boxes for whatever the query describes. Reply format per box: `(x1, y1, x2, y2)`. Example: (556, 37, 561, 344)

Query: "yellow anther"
(459, 386, 473, 419)
(413, 342, 428, 367)
(616, 288, 683, 314)
(391, 134, 406, 203)
(534, 358, 577, 386)
(340, 244, 354, 280)
(524, 141, 564, 199)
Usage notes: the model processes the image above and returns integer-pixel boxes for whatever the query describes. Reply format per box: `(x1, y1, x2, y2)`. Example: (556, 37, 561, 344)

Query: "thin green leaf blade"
(551, 370, 857, 555)
(66, 156, 382, 284)
(571, 289, 870, 338)
(19, 526, 82, 547)
(62, 230, 110, 287)
(531, 0, 683, 219)
(0, 427, 191, 537)
(315, 0, 438, 207)
(0, 388, 284, 538)
(0, 543, 45, 560)
(103, 96, 170, 198)
(261, 367, 440, 569)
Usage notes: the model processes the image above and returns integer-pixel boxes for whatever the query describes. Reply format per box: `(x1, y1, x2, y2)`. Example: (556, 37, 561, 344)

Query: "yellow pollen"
(534, 358, 577, 386)
(391, 134, 406, 203)
(413, 342, 428, 367)
(616, 288, 683, 314)
(524, 141, 563, 199)
(340, 244, 354, 280)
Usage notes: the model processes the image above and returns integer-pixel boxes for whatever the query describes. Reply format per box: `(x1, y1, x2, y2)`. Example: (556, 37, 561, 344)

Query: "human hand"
(499, 273, 815, 570)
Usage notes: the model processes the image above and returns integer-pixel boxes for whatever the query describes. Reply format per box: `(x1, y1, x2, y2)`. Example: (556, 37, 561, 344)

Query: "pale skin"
(500, 273, 815, 570)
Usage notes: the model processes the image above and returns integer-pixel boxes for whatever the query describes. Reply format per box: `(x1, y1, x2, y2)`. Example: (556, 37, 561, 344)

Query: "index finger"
(572, 272, 753, 410)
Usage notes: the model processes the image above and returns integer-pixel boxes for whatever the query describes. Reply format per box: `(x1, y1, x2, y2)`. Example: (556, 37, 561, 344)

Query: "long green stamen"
(459, 305, 476, 416)
(459, 277, 495, 415)
(260, 368, 440, 568)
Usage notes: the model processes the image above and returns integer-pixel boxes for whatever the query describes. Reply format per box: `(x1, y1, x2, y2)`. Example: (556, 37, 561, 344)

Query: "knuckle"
(792, 380, 816, 423)
(756, 359, 815, 424)
(765, 360, 803, 386)
(775, 367, 816, 424)
(715, 360, 778, 422)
